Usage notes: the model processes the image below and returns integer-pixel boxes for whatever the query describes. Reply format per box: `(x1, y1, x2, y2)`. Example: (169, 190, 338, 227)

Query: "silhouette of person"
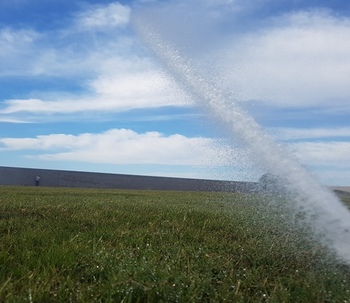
(35, 175, 40, 186)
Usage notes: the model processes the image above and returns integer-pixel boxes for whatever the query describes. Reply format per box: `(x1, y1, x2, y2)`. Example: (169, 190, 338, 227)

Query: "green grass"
(1, 186, 350, 302)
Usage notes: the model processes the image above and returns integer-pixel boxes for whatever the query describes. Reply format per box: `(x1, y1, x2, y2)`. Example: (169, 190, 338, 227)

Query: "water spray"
(133, 19, 350, 263)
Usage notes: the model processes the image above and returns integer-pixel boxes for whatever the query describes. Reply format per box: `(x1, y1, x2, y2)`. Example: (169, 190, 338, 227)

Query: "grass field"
(1, 186, 350, 302)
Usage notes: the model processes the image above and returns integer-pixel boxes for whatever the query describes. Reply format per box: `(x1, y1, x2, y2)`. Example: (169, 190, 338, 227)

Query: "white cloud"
(75, 2, 131, 30)
(0, 129, 247, 166)
(90, 69, 189, 105)
(0, 26, 80, 77)
(0, 117, 29, 123)
(269, 127, 350, 141)
(261, 139, 350, 185)
(260, 125, 350, 183)
(0, 1, 193, 117)
(0, 66, 189, 115)
(1, 4, 350, 114)
(217, 10, 350, 108)
(0, 3, 133, 78)
(0, 27, 42, 75)
(0, 27, 38, 48)
(289, 141, 350, 170)
(133, 4, 350, 111)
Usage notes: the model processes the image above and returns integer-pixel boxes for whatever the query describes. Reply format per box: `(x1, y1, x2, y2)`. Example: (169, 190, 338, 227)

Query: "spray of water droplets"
(133, 19, 350, 263)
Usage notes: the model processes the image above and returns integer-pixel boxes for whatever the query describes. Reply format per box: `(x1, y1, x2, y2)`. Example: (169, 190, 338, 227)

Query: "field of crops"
(1, 186, 350, 302)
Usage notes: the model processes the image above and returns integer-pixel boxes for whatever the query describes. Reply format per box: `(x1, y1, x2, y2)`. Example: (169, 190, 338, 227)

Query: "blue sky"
(0, 0, 350, 185)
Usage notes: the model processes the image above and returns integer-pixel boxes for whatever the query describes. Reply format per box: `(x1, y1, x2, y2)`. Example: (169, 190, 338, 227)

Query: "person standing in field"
(35, 175, 40, 186)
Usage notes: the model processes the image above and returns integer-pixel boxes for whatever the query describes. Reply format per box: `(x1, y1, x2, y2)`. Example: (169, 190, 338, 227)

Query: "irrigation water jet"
(132, 15, 350, 264)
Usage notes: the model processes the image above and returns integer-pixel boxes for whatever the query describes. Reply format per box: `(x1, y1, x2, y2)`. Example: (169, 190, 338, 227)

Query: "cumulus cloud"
(0, 129, 245, 166)
(0, 26, 80, 77)
(88, 69, 190, 108)
(0, 27, 38, 49)
(133, 2, 350, 111)
(0, 2, 193, 118)
(75, 2, 131, 30)
(2, 2, 350, 117)
(262, 125, 350, 183)
(290, 141, 350, 169)
(0, 3, 133, 78)
(269, 127, 350, 141)
(0, 67, 189, 115)
(285, 139, 350, 185)
(0, 27, 42, 76)
(0, 117, 29, 123)
(216, 10, 350, 108)
(1, 126, 348, 184)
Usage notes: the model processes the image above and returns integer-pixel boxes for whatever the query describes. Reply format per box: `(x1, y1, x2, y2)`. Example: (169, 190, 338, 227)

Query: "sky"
(0, 0, 350, 186)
